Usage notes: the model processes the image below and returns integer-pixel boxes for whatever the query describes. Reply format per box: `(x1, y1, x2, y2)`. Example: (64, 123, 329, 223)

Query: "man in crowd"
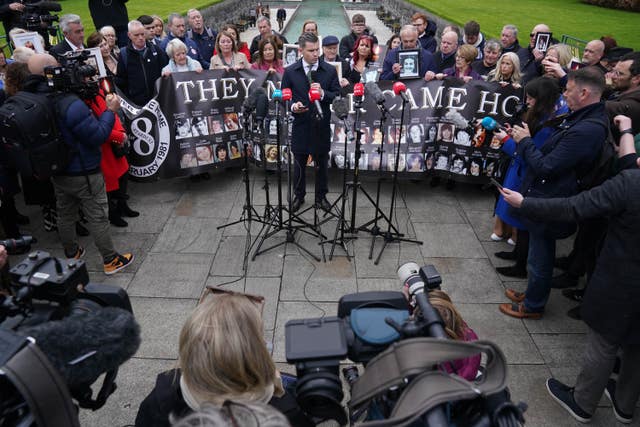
(432, 30, 458, 73)
(519, 23, 552, 84)
(137, 14, 161, 45)
(320, 35, 342, 62)
(606, 52, 640, 132)
(463, 20, 485, 60)
(582, 39, 607, 72)
(250, 16, 287, 58)
(339, 14, 377, 59)
(472, 39, 502, 78)
(281, 32, 340, 213)
(186, 8, 216, 69)
(89, 0, 128, 48)
(49, 14, 85, 57)
(500, 24, 522, 55)
(499, 68, 608, 319)
(160, 13, 203, 65)
(116, 20, 168, 106)
(24, 53, 134, 274)
(411, 12, 436, 53)
(381, 25, 436, 81)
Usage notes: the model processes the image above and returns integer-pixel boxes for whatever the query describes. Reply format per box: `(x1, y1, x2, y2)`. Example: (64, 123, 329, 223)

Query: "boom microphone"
(445, 109, 473, 130)
(21, 307, 141, 388)
(309, 88, 323, 120)
(480, 116, 506, 132)
(365, 81, 386, 105)
(332, 97, 349, 120)
(29, 1, 63, 12)
(242, 87, 261, 114)
(392, 81, 409, 102)
(254, 89, 269, 125)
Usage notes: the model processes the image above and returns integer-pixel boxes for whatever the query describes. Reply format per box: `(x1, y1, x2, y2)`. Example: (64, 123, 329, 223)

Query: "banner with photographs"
(120, 69, 522, 183)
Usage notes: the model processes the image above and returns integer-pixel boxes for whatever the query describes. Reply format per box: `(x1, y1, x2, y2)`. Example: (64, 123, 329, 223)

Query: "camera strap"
(1, 330, 80, 427)
(349, 338, 508, 426)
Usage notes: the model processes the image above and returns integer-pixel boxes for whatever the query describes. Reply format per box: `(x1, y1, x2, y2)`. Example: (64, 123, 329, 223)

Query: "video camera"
(0, 247, 140, 427)
(285, 263, 526, 426)
(44, 50, 101, 99)
(20, 0, 61, 34)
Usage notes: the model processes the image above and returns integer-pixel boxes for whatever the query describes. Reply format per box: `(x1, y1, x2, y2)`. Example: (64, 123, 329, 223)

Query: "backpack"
(0, 91, 77, 179)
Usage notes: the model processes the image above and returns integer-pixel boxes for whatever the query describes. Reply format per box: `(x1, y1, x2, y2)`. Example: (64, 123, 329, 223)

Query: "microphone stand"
(374, 96, 423, 265)
(252, 97, 325, 262)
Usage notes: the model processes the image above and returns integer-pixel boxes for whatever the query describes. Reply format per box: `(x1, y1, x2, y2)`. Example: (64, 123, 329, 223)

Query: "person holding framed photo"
(380, 24, 436, 81)
(344, 34, 376, 85)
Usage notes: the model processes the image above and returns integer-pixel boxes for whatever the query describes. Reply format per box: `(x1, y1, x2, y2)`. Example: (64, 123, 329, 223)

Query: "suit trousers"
(293, 152, 328, 202)
(574, 327, 640, 415)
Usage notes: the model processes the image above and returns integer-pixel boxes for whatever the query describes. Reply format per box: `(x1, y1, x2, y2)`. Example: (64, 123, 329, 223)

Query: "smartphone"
(489, 177, 504, 190)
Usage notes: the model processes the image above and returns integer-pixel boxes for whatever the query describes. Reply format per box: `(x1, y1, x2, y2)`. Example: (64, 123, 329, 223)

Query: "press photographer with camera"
(135, 289, 309, 427)
(22, 53, 134, 274)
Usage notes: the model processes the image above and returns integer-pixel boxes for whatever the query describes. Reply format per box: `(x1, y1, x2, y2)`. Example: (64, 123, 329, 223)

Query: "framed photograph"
(283, 44, 299, 68)
(12, 31, 44, 53)
(398, 49, 420, 79)
(85, 47, 107, 78)
(362, 65, 380, 83)
(569, 59, 585, 70)
(326, 61, 343, 80)
(534, 32, 552, 53)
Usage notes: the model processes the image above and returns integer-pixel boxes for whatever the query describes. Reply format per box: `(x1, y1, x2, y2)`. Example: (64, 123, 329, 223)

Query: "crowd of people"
(0, 1, 639, 425)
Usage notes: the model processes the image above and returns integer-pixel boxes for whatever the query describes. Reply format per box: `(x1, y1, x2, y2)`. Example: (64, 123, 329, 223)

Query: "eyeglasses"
(201, 285, 266, 313)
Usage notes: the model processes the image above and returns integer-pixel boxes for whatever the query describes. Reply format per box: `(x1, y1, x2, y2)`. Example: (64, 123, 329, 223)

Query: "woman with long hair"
(210, 30, 249, 70)
(491, 77, 569, 278)
(218, 23, 252, 63)
(86, 32, 118, 75)
(489, 52, 522, 88)
(345, 34, 376, 85)
(251, 36, 283, 74)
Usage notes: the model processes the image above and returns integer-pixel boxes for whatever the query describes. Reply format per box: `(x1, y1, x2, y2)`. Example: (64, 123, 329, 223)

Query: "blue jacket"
(380, 46, 436, 81)
(187, 27, 216, 69)
(281, 59, 340, 155)
(517, 101, 607, 237)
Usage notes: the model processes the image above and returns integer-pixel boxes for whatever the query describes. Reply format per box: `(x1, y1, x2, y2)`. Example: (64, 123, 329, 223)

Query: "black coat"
(115, 41, 168, 106)
(281, 59, 340, 155)
(88, 0, 128, 28)
(519, 163, 640, 344)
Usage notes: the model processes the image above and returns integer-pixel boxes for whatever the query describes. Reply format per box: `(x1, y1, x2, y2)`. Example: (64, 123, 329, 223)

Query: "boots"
(108, 197, 128, 227)
(117, 199, 139, 218)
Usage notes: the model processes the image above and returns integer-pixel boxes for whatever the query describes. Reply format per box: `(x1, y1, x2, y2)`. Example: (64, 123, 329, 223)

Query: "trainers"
(65, 246, 85, 259)
(546, 378, 592, 423)
(104, 252, 134, 275)
(604, 379, 633, 424)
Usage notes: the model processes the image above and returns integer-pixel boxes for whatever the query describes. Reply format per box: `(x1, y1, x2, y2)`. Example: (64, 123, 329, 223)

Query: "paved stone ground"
(11, 167, 638, 427)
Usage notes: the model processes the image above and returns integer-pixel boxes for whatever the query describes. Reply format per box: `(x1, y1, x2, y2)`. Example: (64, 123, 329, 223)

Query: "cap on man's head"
(323, 35, 339, 46)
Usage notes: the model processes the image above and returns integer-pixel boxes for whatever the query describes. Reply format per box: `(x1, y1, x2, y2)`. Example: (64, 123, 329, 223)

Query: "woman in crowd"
(135, 291, 307, 427)
(301, 19, 317, 35)
(345, 35, 376, 86)
(99, 25, 120, 58)
(489, 52, 522, 88)
(386, 34, 401, 51)
(472, 39, 502, 79)
(210, 30, 249, 71)
(218, 24, 252, 63)
(86, 32, 117, 75)
(162, 39, 203, 76)
(151, 15, 165, 42)
(251, 36, 284, 74)
(491, 77, 568, 278)
(439, 44, 482, 82)
(542, 43, 573, 81)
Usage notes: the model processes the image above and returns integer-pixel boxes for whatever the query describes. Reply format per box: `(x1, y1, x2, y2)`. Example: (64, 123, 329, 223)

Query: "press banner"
(120, 69, 522, 182)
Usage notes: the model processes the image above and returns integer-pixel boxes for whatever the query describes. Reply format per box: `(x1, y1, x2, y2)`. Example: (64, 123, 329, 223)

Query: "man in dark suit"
(281, 32, 340, 212)
(49, 14, 85, 58)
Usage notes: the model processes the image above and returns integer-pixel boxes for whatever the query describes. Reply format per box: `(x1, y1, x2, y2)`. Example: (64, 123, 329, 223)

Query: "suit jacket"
(281, 59, 340, 155)
(49, 40, 83, 59)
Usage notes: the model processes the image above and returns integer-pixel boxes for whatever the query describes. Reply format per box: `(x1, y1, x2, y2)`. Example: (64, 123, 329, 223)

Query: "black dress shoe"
(291, 198, 304, 212)
(551, 272, 579, 289)
(316, 197, 332, 212)
(496, 265, 527, 278)
(495, 251, 517, 260)
(109, 213, 128, 227)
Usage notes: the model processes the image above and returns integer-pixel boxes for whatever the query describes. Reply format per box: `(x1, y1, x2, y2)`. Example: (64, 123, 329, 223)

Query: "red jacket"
(85, 90, 129, 192)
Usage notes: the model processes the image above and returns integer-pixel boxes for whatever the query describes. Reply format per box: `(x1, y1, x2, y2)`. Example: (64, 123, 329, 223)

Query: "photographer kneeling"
(135, 290, 309, 427)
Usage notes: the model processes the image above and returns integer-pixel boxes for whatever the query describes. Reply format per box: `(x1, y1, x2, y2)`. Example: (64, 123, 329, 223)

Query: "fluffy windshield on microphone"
(332, 97, 349, 120)
(445, 109, 471, 129)
(365, 81, 386, 104)
(254, 89, 269, 121)
(21, 307, 141, 388)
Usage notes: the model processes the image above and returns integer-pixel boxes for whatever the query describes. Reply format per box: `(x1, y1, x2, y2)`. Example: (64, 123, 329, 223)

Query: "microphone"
(272, 88, 283, 103)
(21, 307, 141, 388)
(365, 81, 386, 105)
(332, 97, 349, 120)
(31, 1, 63, 12)
(0, 236, 34, 252)
(241, 87, 261, 114)
(281, 88, 292, 115)
(309, 87, 323, 120)
(309, 69, 318, 83)
(444, 109, 473, 130)
(480, 116, 506, 132)
(254, 89, 269, 126)
(392, 81, 409, 102)
(353, 82, 364, 104)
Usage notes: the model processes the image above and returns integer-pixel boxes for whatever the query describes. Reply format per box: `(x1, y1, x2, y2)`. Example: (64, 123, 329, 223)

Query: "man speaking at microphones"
(281, 32, 340, 212)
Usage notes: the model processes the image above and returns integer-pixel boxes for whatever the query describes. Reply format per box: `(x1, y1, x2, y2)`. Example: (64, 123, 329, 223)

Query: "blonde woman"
(489, 52, 522, 88)
(210, 30, 249, 70)
(135, 291, 299, 427)
(542, 43, 573, 79)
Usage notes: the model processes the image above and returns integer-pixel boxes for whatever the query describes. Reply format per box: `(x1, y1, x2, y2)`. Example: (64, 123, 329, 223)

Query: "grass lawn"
(408, 0, 639, 50)
(1, 0, 223, 45)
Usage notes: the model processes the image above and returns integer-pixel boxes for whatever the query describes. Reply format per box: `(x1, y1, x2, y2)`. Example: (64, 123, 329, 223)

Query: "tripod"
(372, 97, 422, 265)
(252, 100, 325, 262)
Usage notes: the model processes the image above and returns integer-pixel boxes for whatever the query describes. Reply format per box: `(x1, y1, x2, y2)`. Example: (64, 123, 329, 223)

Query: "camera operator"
(135, 290, 310, 427)
(23, 53, 134, 274)
(499, 115, 640, 424)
